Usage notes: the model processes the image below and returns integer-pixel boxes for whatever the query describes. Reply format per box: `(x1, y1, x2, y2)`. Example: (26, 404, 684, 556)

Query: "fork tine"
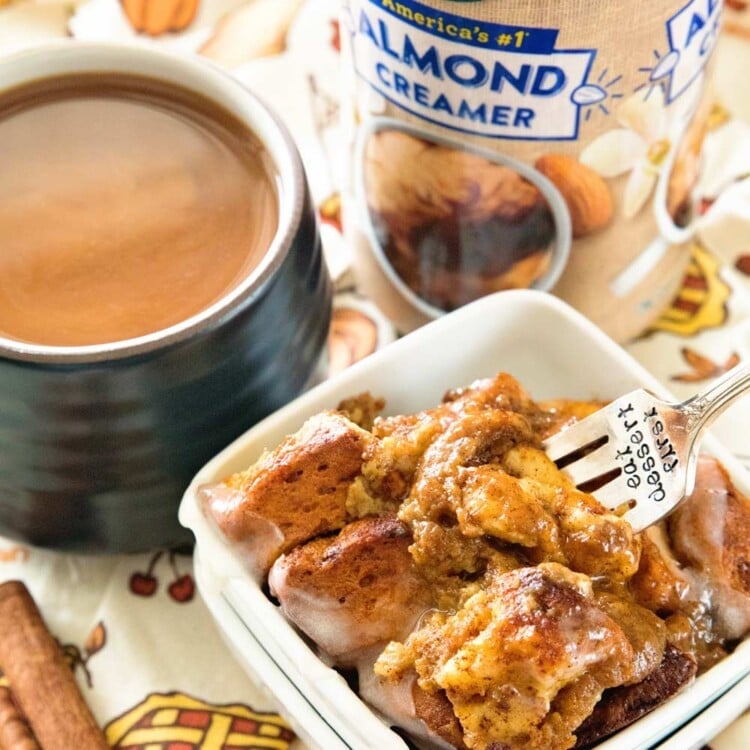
(591, 479, 632, 511)
(543, 417, 607, 462)
(560, 443, 616, 486)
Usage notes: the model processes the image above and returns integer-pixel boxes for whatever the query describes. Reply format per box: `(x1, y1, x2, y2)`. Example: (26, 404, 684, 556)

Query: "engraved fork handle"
(683, 363, 750, 439)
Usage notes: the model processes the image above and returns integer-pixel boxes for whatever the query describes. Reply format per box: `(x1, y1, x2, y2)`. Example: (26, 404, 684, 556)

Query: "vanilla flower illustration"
(581, 91, 671, 219)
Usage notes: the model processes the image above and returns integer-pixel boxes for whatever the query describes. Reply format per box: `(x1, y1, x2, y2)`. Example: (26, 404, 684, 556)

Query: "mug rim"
(0, 42, 306, 365)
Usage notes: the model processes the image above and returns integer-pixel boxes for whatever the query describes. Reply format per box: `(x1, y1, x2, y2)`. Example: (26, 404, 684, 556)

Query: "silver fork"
(542, 363, 750, 531)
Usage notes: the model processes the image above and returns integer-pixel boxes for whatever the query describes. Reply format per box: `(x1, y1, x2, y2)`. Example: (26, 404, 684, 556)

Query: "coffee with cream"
(0, 73, 278, 347)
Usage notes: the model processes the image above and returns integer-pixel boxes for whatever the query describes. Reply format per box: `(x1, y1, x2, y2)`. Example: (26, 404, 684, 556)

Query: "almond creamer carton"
(341, 0, 722, 341)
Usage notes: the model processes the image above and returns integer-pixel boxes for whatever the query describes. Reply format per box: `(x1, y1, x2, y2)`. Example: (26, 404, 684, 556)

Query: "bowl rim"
(0, 42, 307, 365)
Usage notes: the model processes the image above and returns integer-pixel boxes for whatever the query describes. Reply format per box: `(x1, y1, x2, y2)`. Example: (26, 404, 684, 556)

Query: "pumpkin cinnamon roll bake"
(199, 372, 750, 750)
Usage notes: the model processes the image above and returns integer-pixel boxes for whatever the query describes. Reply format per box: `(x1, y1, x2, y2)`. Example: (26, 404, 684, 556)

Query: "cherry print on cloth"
(129, 551, 161, 598)
(105, 692, 295, 749)
(129, 547, 195, 603)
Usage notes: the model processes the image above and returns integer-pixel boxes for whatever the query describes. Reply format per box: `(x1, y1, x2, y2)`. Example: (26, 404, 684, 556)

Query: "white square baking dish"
(179, 289, 750, 750)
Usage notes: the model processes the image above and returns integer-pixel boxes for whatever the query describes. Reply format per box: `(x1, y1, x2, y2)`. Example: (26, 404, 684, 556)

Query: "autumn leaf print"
(672, 347, 741, 383)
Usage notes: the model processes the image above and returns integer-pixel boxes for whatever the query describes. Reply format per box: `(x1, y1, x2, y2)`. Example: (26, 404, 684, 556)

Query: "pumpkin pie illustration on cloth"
(106, 692, 295, 749)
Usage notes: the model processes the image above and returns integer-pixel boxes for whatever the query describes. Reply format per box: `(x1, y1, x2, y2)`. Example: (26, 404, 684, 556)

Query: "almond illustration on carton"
(535, 154, 613, 238)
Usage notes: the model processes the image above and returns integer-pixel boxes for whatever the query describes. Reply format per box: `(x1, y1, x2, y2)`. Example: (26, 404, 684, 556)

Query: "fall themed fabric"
(0, 0, 749, 747)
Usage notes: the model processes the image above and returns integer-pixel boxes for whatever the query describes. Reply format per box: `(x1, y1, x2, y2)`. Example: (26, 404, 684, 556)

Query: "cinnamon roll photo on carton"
(179, 290, 750, 750)
(340, 0, 723, 342)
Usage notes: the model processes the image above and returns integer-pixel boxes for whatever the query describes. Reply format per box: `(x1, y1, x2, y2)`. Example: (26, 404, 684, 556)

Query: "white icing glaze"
(198, 482, 284, 579)
(672, 456, 750, 640)
(357, 660, 456, 750)
(268, 556, 426, 661)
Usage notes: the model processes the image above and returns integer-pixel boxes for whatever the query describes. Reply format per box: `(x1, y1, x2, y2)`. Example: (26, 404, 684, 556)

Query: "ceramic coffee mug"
(0, 43, 332, 552)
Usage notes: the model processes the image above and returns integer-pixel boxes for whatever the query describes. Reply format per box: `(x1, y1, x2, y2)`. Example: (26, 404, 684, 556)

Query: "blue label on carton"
(347, 0, 722, 141)
(350, 0, 596, 141)
(665, 0, 722, 101)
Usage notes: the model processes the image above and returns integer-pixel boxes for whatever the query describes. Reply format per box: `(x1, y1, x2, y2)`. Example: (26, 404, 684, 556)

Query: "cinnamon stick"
(0, 582, 109, 750)
(0, 687, 39, 750)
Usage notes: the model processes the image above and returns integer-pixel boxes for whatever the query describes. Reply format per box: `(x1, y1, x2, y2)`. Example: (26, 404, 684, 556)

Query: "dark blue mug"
(0, 44, 332, 552)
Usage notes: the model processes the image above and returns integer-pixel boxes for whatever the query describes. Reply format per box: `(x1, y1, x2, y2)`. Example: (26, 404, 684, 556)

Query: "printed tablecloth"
(0, 1, 749, 747)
